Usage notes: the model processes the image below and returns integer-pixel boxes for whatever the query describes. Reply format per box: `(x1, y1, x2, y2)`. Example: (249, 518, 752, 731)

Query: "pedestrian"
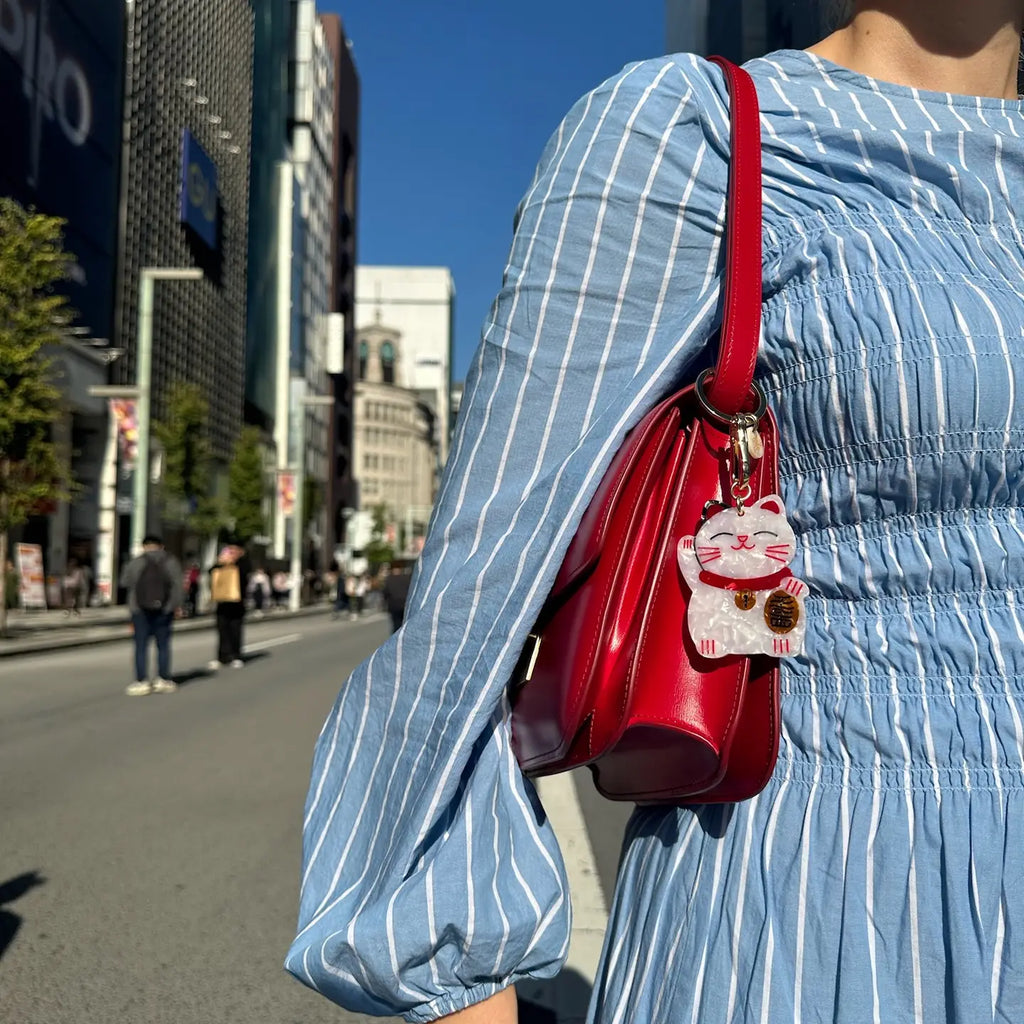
(184, 558, 201, 617)
(288, 5, 1024, 1022)
(62, 559, 84, 616)
(121, 535, 182, 696)
(247, 565, 271, 617)
(343, 574, 358, 619)
(79, 562, 94, 608)
(381, 561, 412, 634)
(271, 569, 289, 609)
(208, 541, 250, 671)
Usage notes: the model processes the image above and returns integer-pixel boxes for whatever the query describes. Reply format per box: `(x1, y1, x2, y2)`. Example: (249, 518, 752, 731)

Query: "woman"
(288, 3, 1024, 1021)
(208, 542, 250, 670)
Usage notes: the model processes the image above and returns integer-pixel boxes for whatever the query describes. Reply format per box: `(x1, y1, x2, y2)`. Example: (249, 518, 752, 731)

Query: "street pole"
(95, 409, 120, 604)
(88, 384, 141, 604)
(130, 267, 204, 556)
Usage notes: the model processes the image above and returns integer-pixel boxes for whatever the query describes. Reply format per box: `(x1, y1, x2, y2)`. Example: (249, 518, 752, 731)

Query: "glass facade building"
(246, 0, 293, 427)
(0, 0, 124, 341)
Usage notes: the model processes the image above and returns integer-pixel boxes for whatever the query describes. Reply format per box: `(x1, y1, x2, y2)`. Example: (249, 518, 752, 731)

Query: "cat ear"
(699, 500, 728, 524)
(754, 494, 785, 516)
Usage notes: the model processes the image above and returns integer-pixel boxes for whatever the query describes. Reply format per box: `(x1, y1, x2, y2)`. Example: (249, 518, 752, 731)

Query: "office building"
(246, 0, 293, 429)
(269, 1, 335, 569)
(114, 0, 254, 462)
(353, 322, 439, 556)
(0, 0, 124, 584)
(321, 12, 360, 548)
(666, 0, 832, 61)
(354, 266, 456, 467)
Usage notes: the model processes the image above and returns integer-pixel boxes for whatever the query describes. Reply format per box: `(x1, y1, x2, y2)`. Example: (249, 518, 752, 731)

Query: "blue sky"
(322, 0, 667, 380)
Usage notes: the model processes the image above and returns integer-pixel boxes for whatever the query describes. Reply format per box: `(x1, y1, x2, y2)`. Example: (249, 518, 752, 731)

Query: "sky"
(322, 0, 668, 381)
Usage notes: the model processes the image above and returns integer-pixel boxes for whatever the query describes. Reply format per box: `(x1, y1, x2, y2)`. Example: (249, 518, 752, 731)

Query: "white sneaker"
(230, 659, 245, 669)
(126, 681, 152, 697)
(207, 659, 222, 671)
(152, 678, 178, 694)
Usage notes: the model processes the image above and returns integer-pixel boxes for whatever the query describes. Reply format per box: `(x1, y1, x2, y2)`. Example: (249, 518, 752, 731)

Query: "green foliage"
(302, 477, 324, 529)
(363, 501, 394, 568)
(0, 198, 72, 534)
(227, 425, 266, 543)
(153, 380, 222, 534)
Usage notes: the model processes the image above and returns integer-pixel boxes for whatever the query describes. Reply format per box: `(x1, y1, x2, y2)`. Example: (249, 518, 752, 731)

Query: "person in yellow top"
(207, 540, 250, 671)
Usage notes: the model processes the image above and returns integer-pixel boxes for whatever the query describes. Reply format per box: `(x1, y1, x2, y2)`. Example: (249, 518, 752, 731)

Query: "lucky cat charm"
(677, 494, 807, 659)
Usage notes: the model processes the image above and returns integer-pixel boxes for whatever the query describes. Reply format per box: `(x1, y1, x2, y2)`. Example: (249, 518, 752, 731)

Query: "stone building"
(353, 322, 439, 554)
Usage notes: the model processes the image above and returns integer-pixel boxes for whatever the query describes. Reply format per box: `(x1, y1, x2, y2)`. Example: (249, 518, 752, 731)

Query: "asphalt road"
(0, 611, 632, 1024)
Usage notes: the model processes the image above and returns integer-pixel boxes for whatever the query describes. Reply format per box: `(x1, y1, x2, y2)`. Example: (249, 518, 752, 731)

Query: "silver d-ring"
(695, 368, 768, 425)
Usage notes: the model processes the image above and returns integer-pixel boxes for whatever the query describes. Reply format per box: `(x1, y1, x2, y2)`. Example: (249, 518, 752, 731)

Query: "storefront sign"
(277, 471, 296, 519)
(180, 129, 218, 250)
(110, 398, 138, 469)
(15, 542, 46, 609)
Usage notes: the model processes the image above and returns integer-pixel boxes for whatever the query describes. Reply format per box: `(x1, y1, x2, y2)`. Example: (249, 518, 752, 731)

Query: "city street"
(0, 611, 631, 1023)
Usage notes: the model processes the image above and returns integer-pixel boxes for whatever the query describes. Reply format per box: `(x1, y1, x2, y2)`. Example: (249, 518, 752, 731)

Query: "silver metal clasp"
(694, 369, 768, 516)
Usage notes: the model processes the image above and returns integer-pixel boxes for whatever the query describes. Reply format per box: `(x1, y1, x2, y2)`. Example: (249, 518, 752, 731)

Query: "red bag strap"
(702, 56, 762, 416)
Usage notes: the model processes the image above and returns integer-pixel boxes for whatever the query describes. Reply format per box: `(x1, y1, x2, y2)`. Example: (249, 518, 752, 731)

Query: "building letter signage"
(0, 0, 93, 147)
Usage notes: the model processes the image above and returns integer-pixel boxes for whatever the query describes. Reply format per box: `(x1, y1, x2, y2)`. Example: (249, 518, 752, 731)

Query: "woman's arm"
(438, 988, 517, 1023)
(286, 53, 731, 1023)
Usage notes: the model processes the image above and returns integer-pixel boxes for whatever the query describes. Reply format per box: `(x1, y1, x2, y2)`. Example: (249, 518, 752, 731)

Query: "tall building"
(114, 1, 254, 530)
(246, 0, 293, 430)
(321, 12, 359, 549)
(666, 0, 831, 61)
(268, 0, 336, 569)
(0, 0, 124, 581)
(353, 323, 439, 555)
(354, 267, 456, 467)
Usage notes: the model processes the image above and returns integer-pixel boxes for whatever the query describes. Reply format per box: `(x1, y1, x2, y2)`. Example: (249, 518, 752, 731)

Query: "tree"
(153, 381, 222, 538)
(227, 425, 266, 543)
(0, 199, 73, 637)
(362, 501, 394, 569)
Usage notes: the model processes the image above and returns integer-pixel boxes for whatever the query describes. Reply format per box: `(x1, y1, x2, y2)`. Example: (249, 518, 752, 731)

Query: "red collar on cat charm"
(677, 495, 808, 660)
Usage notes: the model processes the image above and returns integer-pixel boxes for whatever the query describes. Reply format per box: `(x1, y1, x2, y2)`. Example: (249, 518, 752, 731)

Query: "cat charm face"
(677, 495, 807, 659)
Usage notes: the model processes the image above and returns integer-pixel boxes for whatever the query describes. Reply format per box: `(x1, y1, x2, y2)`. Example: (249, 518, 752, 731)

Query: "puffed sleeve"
(286, 54, 733, 1021)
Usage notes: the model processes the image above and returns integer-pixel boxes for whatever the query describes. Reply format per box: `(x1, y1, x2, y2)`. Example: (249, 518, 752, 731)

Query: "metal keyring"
(694, 368, 768, 426)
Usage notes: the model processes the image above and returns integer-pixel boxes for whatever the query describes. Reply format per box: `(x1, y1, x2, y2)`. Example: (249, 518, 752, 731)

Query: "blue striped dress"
(287, 49, 1024, 1023)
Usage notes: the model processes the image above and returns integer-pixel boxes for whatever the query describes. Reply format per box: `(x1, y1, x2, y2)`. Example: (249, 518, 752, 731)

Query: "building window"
(359, 340, 368, 380)
(381, 341, 395, 385)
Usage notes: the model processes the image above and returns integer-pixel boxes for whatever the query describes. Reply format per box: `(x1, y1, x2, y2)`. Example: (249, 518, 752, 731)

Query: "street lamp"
(133, 267, 204, 555)
(290, 388, 334, 611)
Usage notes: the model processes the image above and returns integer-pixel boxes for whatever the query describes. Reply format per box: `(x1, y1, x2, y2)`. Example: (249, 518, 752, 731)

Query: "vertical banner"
(15, 543, 47, 609)
(110, 398, 138, 469)
(277, 470, 296, 518)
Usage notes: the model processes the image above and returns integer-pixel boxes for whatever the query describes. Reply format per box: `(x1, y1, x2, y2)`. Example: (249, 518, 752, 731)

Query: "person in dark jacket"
(208, 541, 251, 670)
(381, 562, 413, 634)
(121, 535, 183, 696)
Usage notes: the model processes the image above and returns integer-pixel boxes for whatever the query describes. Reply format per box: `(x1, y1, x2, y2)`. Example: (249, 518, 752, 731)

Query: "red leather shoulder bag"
(510, 57, 781, 804)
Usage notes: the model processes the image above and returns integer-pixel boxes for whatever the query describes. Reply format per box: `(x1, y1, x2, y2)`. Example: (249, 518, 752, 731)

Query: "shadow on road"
(171, 651, 270, 686)
(0, 871, 46, 962)
(518, 968, 593, 1023)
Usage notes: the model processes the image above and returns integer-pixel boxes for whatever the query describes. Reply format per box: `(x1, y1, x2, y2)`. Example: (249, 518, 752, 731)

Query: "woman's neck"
(809, 1, 1023, 99)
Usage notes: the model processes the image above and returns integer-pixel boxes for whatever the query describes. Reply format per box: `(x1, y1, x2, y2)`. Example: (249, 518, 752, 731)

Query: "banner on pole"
(277, 471, 296, 518)
(15, 543, 46, 609)
(110, 399, 138, 469)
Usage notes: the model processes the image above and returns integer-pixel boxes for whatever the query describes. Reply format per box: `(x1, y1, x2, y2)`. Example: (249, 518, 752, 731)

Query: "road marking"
(517, 773, 607, 1021)
(244, 633, 303, 653)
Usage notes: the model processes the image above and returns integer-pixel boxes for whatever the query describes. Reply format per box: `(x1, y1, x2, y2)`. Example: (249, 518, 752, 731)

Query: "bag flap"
(550, 393, 684, 598)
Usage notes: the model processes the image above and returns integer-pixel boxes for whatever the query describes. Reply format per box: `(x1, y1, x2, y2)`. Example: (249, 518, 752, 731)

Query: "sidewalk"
(0, 603, 338, 658)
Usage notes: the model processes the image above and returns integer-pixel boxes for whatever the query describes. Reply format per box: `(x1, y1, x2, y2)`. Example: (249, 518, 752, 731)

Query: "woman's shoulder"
(577, 53, 733, 136)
